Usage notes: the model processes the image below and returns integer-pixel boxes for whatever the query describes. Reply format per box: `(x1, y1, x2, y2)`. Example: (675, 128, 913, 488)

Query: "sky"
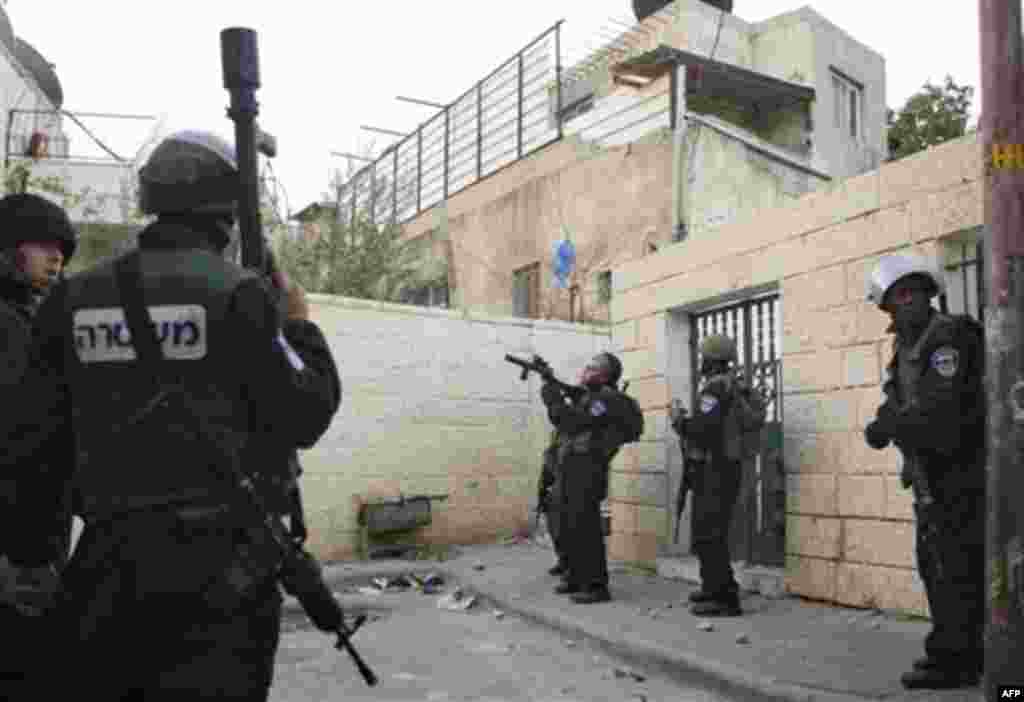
(7, 0, 982, 217)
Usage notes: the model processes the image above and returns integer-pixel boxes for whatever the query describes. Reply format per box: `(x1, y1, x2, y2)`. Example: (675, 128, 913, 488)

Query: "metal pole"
(476, 82, 483, 179)
(443, 108, 450, 200)
(517, 52, 524, 159)
(555, 23, 563, 139)
(979, 0, 1024, 698)
(416, 126, 423, 215)
(392, 146, 398, 224)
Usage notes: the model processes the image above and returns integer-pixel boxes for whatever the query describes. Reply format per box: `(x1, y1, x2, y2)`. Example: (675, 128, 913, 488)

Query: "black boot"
(548, 563, 567, 576)
(900, 668, 980, 690)
(570, 586, 612, 604)
(688, 589, 715, 603)
(912, 656, 939, 671)
(554, 581, 581, 594)
(690, 592, 742, 617)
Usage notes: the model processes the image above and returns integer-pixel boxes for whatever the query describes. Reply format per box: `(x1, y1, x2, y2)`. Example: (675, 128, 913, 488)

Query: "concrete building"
(0, 5, 154, 249)
(389, 0, 887, 326)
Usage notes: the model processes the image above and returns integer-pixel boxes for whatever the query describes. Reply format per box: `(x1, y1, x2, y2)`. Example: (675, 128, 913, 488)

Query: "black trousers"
(916, 477, 985, 671)
(33, 516, 283, 701)
(544, 504, 568, 567)
(691, 455, 741, 598)
(554, 454, 609, 589)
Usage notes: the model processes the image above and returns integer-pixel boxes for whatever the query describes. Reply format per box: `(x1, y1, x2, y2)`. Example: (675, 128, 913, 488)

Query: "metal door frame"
(689, 293, 784, 567)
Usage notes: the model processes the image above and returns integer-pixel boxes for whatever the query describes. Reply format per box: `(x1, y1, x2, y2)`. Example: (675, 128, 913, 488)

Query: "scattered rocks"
(735, 633, 750, 644)
(493, 609, 506, 620)
(437, 588, 477, 612)
(697, 621, 715, 632)
(613, 667, 646, 682)
(472, 562, 487, 571)
(565, 640, 577, 648)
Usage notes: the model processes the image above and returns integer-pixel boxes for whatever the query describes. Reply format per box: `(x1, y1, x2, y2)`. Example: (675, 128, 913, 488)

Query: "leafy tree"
(887, 75, 975, 161)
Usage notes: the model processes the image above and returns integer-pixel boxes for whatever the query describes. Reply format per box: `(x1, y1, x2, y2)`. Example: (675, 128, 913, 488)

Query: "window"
(830, 68, 863, 141)
(597, 271, 612, 304)
(513, 263, 540, 318)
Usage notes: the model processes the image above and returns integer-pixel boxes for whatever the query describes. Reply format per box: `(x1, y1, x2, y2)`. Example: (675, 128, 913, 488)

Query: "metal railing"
(337, 21, 565, 227)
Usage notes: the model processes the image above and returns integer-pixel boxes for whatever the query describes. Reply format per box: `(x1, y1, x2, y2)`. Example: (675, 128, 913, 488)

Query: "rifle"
(220, 28, 377, 687)
(670, 400, 693, 544)
(504, 354, 586, 401)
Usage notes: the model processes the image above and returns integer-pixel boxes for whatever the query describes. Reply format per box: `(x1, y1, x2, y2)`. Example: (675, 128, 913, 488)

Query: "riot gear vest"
(63, 245, 257, 519)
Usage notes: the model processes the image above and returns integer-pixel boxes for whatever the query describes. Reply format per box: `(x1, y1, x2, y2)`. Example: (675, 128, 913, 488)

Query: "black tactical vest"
(62, 246, 256, 519)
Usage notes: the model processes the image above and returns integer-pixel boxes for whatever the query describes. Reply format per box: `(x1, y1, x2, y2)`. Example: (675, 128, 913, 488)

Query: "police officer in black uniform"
(3, 129, 342, 701)
(863, 254, 985, 690)
(0, 192, 76, 700)
(544, 352, 643, 604)
(538, 429, 568, 576)
(670, 334, 766, 617)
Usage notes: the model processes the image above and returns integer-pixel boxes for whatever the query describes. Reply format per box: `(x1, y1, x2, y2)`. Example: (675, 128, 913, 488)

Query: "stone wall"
(297, 294, 611, 561)
(608, 134, 984, 615)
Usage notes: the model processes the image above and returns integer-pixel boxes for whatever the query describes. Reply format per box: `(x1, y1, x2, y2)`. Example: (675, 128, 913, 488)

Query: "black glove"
(864, 420, 891, 450)
(541, 382, 563, 407)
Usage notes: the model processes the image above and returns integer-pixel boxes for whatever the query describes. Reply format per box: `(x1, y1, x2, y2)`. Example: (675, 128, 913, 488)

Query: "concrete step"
(656, 556, 787, 599)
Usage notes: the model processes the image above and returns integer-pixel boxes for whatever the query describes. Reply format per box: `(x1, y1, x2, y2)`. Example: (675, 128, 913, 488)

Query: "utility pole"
(979, 1, 1024, 699)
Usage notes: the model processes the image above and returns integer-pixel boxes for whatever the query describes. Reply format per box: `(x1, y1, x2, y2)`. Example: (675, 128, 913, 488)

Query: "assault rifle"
(220, 27, 377, 686)
(504, 354, 586, 401)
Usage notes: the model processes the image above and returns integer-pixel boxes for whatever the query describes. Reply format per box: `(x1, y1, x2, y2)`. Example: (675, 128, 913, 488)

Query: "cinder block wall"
(608, 134, 984, 615)
(297, 295, 611, 561)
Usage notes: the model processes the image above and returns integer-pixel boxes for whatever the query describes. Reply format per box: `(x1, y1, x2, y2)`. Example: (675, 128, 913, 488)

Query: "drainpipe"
(979, 0, 1024, 698)
(671, 61, 689, 241)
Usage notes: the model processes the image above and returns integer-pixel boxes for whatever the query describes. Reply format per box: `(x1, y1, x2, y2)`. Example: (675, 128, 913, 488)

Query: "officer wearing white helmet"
(670, 333, 766, 617)
(863, 253, 985, 689)
(2, 129, 342, 700)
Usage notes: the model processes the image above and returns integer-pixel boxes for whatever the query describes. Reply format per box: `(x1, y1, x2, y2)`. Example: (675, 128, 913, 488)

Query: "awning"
(611, 45, 815, 111)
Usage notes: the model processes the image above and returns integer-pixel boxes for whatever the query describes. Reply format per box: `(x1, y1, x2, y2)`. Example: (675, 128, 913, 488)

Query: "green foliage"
(276, 212, 426, 302)
(887, 75, 974, 161)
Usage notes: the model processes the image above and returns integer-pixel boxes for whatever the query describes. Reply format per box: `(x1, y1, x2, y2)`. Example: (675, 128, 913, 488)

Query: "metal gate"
(690, 294, 785, 567)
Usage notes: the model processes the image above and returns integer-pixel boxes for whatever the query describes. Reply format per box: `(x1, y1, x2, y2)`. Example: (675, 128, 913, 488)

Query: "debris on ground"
(697, 621, 714, 632)
(613, 667, 647, 682)
(493, 609, 506, 620)
(565, 640, 577, 648)
(472, 562, 486, 571)
(437, 587, 477, 612)
(647, 608, 661, 619)
(357, 586, 382, 596)
(735, 633, 750, 644)
(408, 572, 446, 594)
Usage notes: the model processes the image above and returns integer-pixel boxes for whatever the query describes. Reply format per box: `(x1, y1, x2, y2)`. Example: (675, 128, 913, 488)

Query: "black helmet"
(0, 192, 77, 261)
(595, 352, 623, 386)
(138, 130, 239, 217)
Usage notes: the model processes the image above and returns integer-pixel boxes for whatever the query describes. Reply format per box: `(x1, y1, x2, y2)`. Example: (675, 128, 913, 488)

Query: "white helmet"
(866, 253, 945, 307)
(138, 129, 238, 216)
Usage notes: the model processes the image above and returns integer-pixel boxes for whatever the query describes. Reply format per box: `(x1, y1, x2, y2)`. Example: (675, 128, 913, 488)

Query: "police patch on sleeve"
(589, 399, 607, 417)
(699, 393, 718, 414)
(930, 346, 959, 378)
(73, 305, 207, 363)
(276, 332, 306, 372)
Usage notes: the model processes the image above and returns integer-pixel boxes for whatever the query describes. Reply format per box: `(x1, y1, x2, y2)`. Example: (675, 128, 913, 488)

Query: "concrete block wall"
(607, 134, 984, 615)
(296, 295, 611, 561)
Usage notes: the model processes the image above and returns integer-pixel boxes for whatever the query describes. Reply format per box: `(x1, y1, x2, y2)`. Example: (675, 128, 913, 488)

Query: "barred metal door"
(944, 241, 985, 323)
(690, 295, 785, 567)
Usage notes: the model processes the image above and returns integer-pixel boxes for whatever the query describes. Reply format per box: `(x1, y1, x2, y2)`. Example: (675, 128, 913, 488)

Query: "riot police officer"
(863, 253, 985, 689)
(538, 429, 568, 576)
(670, 334, 766, 617)
(3, 129, 342, 701)
(544, 352, 644, 604)
(0, 192, 76, 700)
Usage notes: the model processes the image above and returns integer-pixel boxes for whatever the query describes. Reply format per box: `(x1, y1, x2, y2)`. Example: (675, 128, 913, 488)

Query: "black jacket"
(3, 219, 342, 566)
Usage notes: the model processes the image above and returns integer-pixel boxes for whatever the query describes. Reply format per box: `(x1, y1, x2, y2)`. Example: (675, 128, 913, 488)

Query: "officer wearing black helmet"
(3, 129, 342, 700)
(0, 192, 76, 700)
(670, 333, 766, 617)
(544, 352, 644, 604)
(863, 253, 985, 690)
